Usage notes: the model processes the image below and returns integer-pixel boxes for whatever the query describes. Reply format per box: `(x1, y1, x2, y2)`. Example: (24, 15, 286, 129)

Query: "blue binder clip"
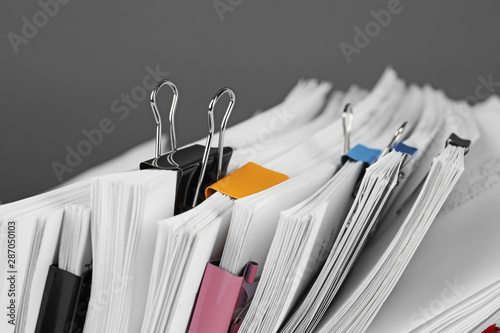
(340, 104, 382, 166)
(341, 144, 382, 166)
(392, 141, 418, 158)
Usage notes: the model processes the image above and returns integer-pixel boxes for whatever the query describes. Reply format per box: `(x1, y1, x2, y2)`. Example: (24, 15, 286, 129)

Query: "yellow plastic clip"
(205, 162, 289, 199)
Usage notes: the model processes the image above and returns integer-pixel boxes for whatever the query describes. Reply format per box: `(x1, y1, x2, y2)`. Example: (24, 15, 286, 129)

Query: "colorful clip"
(205, 162, 289, 199)
(482, 324, 500, 333)
(392, 142, 417, 158)
(188, 261, 258, 333)
(341, 144, 382, 166)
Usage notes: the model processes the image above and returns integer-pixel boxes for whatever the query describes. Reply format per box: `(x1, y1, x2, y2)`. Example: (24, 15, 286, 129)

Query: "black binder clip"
(140, 80, 235, 214)
(394, 132, 471, 215)
(446, 133, 471, 154)
(35, 265, 92, 333)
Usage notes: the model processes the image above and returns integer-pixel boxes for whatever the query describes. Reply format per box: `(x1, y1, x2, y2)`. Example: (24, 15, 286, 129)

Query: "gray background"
(1, 0, 499, 203)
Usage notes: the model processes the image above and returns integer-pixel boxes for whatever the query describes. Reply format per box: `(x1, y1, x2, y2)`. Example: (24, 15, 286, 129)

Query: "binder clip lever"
(192, 87, 236, 207)
(140, 80, 234, 214)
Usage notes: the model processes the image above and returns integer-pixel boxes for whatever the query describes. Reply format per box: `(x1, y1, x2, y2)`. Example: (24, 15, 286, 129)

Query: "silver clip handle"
(192, 88, 236, 207)
(150, 80, 179, 158)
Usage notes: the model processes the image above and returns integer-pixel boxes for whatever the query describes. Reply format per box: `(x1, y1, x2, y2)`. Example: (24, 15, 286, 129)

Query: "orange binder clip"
(205, 162, 289, 199)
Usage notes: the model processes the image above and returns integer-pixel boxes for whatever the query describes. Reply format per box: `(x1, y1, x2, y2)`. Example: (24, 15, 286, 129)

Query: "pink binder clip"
(188, 260, 258, 333)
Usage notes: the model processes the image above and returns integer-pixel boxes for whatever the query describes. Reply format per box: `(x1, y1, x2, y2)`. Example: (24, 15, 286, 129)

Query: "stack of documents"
(83, 170, 177, 333)
(140, 192, 234, 333)
(280, 150, 408, 333)
(239, 161, 363, 333)
(309, 88, 479, 333)
(58, 204, 92, 276)
(2, 69, 499, 333)
(365, 96, 500, 333)
(412, 279, 500, 332)
(316, 143, 468, 332)
(219, 162, 337, 277)
(0, 181, 90, 333)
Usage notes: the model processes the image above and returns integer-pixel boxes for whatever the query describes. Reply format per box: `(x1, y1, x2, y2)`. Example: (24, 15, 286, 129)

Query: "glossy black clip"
(446, 133, 471, 154)
(140, 80, 235, 214)
(35, 265, 92, 333)
(140, 145, 232, 214)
